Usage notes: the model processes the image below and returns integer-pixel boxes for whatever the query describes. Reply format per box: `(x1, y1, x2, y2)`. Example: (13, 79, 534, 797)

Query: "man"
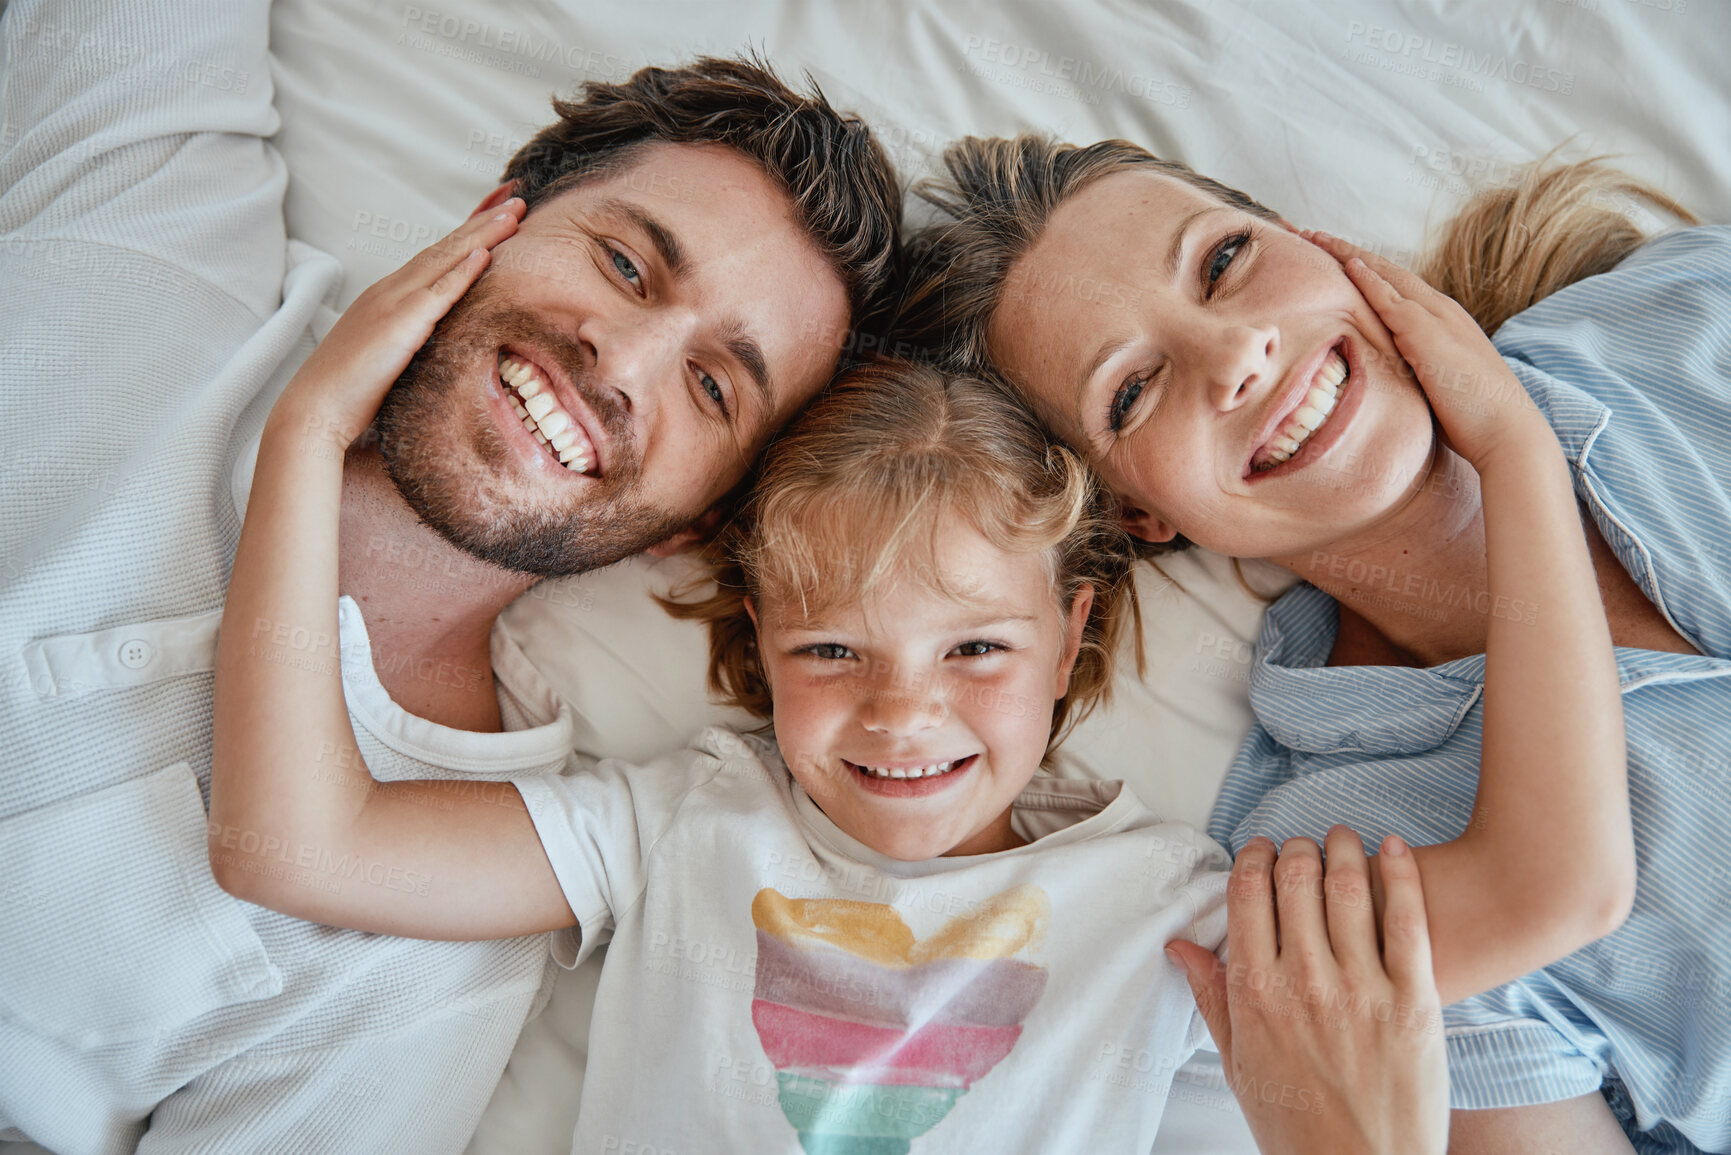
(0, 1, 898, 1150)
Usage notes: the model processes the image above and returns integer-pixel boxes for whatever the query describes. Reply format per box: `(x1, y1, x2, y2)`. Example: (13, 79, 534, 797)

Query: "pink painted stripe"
(752, 999, 1021, 1088)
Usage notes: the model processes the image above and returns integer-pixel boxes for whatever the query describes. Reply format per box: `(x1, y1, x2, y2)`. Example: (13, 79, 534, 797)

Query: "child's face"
(753, 525, 1091, 861)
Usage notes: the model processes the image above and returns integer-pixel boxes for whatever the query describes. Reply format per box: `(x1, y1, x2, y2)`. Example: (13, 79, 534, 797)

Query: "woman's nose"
(1191, 322, 1277, 412)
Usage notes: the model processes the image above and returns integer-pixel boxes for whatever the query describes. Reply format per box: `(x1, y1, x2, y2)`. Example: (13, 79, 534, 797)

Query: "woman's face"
(989, 170, 1437, 562)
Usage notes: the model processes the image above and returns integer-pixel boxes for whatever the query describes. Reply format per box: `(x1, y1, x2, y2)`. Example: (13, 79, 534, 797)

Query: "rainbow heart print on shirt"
(749, 885, 1050, 1155)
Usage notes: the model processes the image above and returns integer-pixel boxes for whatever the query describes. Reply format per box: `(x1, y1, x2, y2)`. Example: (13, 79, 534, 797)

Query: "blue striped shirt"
(1210, 226, 1731, 1155)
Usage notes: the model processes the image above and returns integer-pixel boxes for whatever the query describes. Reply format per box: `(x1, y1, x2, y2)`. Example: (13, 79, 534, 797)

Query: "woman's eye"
(1204, 230, 1250, 294)
(1107, 372, 1151, 434)
(608, 247, 641, 287)
(697, 369, 726, 411)
(951, 641, 1002, 658)
(803, 643, 853, 661)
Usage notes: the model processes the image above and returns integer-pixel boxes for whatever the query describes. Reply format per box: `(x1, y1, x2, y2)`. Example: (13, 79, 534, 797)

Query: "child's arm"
(1309, 233, 1633, 1007)
(209, 200, 576, 940)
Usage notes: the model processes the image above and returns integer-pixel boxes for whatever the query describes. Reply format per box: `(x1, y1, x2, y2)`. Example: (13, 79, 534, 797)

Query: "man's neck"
(336, 446, 539, 732)
(1270, 445, 1492, 668)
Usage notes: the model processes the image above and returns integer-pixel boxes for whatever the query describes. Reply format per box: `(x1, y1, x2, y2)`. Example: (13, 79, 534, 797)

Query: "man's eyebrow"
(717, 320, 772, 410)
(1165, 205, 1227, 279)
(599, 197, 686, 280)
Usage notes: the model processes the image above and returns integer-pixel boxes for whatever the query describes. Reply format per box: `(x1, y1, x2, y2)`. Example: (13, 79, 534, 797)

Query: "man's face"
(375, 142, 851, 575)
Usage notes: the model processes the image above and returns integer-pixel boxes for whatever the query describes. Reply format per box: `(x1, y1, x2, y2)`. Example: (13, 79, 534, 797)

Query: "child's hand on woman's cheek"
(269, 198, 527, 450)
(1305, 230, 1554, 473)
(1167, 827, 1448, 1155)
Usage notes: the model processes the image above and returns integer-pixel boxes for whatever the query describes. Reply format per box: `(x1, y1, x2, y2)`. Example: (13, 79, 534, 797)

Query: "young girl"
(209, 203, 1614, 1153)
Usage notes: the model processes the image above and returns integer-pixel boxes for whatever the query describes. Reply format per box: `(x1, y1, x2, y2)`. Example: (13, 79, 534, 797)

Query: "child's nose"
(858, 673, 947, 735)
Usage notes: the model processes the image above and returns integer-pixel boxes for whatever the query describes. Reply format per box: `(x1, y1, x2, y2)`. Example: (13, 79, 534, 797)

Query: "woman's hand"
(1167, 827, 1448, 1155)
(1304, 230, 1549, 472)
(270, 197, 526, 452)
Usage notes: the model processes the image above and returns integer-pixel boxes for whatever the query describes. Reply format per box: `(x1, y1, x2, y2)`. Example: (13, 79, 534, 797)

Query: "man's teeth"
(858, 761, 957, 780)
(1263, 350, 1347, 465)
(499, 355, 594, 475)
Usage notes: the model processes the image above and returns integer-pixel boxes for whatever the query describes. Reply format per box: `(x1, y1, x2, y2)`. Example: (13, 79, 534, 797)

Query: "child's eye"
(799, 643, 855, 661)
(950, 641, 1003, 658)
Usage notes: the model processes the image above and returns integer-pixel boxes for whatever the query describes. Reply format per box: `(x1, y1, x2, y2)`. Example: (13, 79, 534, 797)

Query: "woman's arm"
(1309, 234, 1633, 1007)
(209, 200, 575, 941)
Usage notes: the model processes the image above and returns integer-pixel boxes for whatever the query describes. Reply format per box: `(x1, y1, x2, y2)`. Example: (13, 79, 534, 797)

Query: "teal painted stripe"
(776, 1072, 961, 1142)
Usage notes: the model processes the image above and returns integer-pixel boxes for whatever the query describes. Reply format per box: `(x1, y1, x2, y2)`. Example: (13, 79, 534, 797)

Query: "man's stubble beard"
(372, 273, 690, 577)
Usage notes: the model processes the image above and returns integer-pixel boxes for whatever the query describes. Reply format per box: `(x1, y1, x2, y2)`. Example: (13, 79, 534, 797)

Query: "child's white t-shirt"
(513, 726, 1231, 1155)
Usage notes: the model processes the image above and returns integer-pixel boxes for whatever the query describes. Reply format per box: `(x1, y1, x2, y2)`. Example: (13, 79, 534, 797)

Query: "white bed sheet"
(260, 3, 1731, 1153)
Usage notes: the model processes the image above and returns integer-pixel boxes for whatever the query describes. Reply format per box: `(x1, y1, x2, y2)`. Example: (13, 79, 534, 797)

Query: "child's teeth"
(862, 761, 957, 780)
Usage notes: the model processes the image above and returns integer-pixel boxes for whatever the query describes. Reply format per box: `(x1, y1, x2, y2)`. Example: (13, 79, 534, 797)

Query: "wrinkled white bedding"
(257, 2, 1730, 1152)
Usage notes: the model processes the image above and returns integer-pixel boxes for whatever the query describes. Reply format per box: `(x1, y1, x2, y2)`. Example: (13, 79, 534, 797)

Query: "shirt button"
(117, 639, 155, 670)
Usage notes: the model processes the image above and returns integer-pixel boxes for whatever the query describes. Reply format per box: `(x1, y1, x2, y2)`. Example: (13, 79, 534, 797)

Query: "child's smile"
(753, 522, 1092, 861)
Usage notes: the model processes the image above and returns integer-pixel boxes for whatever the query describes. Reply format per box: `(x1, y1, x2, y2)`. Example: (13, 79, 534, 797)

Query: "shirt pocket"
(0, 762, 283, 1048)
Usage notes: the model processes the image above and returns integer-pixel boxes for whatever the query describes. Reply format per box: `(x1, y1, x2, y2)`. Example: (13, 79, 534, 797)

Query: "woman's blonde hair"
(896, 136, 1697, 550)
(663, 359, 1140, 747)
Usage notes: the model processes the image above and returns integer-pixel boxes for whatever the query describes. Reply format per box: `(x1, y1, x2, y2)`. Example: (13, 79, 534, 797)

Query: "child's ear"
(1120, 500, 1178, 545)
(1054, 583, 1095, 698)
(646, 507, 726, 558)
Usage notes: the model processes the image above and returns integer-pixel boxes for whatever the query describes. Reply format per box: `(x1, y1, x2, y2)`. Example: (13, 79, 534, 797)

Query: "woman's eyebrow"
(1165, 205, 1229, 278)
(1078, 336, 1132, 416)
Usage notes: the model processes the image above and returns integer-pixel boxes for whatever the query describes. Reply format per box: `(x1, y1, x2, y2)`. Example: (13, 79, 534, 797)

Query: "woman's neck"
(1270, 445, 1495, 667)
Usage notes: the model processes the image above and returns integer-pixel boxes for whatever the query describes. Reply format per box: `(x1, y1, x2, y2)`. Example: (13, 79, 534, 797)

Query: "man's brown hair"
(504, 54, 901, 326)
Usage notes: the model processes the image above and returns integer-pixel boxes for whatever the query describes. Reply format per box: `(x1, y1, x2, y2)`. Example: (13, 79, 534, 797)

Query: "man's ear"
(471, 181, 520, 218)
(1120, 499, 1178, 545)
(1054, 583, 1095, 698)
(645, 506, 726, 558)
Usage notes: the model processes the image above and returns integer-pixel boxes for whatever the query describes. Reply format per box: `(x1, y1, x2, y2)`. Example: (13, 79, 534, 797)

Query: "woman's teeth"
(1262, 350, 1347, 466)
(500, 355, 595, 475)
(858, 761, 957, 780)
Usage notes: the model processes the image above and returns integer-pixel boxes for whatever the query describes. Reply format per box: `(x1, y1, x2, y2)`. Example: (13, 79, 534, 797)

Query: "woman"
(898, 139, 1730, 1154)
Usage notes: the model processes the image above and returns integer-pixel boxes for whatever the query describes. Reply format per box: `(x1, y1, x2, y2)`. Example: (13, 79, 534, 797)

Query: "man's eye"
(609, 247, 641, 286)
(951, 641, 1002, 658)
(1107, 372, 1151, 434)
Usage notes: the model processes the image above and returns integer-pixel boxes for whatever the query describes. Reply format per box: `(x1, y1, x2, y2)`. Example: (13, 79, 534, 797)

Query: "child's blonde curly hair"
(663, 359, 1140, 748)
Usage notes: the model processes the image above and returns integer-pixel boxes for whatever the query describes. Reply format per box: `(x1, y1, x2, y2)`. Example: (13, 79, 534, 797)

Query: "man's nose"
(1186, 321, 1277, 412)
(858, 666, 948, 736)
(579, 308, 689, 418)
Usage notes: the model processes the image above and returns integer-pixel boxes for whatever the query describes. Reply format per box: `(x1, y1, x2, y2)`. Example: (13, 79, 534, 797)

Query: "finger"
(1304, 229, 1434, 302)
(1375, 834, 1439, 994)
(1226, 836, 1280, 969)
(1272, 837, 1332, 963)
(403, 199, 525, 283)
(1167, 941, 1233, 1069)
(1322, 825, 1378, 974)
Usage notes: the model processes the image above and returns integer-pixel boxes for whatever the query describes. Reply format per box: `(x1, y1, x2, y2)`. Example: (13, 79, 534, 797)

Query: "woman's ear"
(471, 181, 520, 218)
(1054, 583, 1095, 698)
(1120, 500, 1178, 545)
